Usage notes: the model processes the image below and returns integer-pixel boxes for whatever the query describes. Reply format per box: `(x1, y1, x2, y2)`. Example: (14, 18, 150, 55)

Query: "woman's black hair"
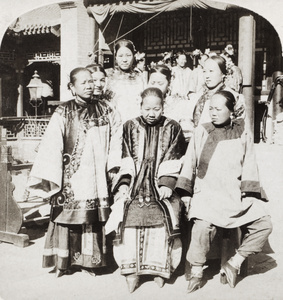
(114, 39, 136, 56)
(175, 51, 186, 59)
(86, 63, 107, 77)
(140, 87, 164, 106)
(149, 64, 171, 84)
(214, 90, 236, 112)
(67, 67, 91, 89)
(208, 55, 228, 75)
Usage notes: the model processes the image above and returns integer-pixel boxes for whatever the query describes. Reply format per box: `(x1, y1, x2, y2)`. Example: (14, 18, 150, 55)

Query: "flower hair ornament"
(204, 48, 211, 56)
(224, 44, 234, 56)
(162, 51, 173, 62)
(220, 53, 235, 74)
(192, 49, 202, 57)
(135, 52, 145, 62)
(150, 61, 157, 69)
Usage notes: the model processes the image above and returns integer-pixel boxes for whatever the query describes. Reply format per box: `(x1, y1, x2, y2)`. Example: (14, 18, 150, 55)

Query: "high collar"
(176, 65, 186, 70)
(74, 97, 89, 108)
(204, 82, 225, 95)
(203, 118, 245, 134)
(139, 115, 165, 127)
(74, 96, 101, 108)
(213, 118, 232, 129)
(115, 66, 134, 74)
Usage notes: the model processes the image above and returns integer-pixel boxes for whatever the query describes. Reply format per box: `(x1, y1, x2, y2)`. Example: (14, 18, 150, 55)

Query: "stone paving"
(0, 143, 282, 300)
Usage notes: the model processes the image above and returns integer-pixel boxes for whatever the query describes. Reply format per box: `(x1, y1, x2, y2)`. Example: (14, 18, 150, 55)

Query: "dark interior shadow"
(20, 221, 48, 244)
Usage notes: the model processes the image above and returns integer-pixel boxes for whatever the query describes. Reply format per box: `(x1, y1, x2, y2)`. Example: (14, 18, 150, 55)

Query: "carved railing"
(0, 116, 50, 140)
(0, 125, 50, 247)
(23, 117, 49, 138)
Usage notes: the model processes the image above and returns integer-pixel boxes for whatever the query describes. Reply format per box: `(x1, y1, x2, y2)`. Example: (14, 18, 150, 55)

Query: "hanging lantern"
(27, 70, 43, 100)
(26, 70, 43, 116)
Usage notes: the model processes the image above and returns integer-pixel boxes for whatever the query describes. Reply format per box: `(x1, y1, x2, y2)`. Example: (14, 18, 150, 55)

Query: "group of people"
(149, 44, 243, 98)
(27, 39, 272, 294)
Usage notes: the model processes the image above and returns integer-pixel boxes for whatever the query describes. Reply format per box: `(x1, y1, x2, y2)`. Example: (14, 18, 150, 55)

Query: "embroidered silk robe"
(27, 98, 122, 269)
(112, 116, 187, 278)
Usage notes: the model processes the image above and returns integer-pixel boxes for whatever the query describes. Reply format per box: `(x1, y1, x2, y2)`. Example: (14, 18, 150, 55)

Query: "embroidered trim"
(43, 248, 69, 258)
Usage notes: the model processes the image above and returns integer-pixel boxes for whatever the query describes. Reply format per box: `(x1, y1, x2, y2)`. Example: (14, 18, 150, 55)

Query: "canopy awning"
(87, 0, 233, 25)
(8, 4, 61, 36)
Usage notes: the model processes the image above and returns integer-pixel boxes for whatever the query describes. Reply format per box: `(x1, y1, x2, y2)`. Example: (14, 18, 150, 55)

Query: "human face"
(203, 59, 224, 89)
(226, 45, 234, 56)
(147, 72, 169, 96)
(92, 71, 106, 96)
(209, 94, 231, 125)
(70, 70, 93, 100)
(176, 54, 187, 68)
(116, 46, 134, 71)
(137, 59, 145, 71)
(141, 95, 163, 125)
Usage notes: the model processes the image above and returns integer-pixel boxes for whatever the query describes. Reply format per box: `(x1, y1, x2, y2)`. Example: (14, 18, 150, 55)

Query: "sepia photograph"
(0, 0, 282, 299)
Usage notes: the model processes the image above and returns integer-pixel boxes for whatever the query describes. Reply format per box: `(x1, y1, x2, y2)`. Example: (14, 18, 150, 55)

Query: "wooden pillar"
(16, 70, 24, 117)
(272, 71, 283, 117)
(59, 1, 94, 100)
(89, 15, 95, 54)
(0, 78, 2, 117)
(238, 14, 256, 136)
(98, 27, 105, 66)
(88, 15, 100, 64)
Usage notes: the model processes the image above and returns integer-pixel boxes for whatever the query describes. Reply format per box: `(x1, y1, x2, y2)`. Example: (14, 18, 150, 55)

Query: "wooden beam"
(0, 231, 29, 247)
(238, 13, 256, 136)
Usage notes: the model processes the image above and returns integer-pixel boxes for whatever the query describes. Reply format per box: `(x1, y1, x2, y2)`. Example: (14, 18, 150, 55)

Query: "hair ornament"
(135, 52, 145, 61)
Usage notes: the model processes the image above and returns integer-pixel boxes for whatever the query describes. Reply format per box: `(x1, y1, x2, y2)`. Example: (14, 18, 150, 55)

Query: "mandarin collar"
(74, 96, 101, 108)
(139, 115, 165, 127)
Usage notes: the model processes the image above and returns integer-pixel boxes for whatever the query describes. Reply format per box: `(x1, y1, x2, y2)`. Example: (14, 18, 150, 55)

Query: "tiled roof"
(9, 4, 61, 36)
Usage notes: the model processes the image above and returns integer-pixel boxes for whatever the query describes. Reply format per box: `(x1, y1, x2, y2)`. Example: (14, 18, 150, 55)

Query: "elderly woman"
(106, 39, 145, 123)
(175, 90, 272, 293)
(27, 67, 122, 277)
(190, 55, 245, 129)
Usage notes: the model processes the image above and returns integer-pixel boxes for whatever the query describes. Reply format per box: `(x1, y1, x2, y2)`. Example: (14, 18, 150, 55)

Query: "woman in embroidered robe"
(27, 67, 122, 277)
(110, 87, 187, 293)
(106, 39, 145, 123)
(190, 55, 245, 129)
(175, 90, 272, 293)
